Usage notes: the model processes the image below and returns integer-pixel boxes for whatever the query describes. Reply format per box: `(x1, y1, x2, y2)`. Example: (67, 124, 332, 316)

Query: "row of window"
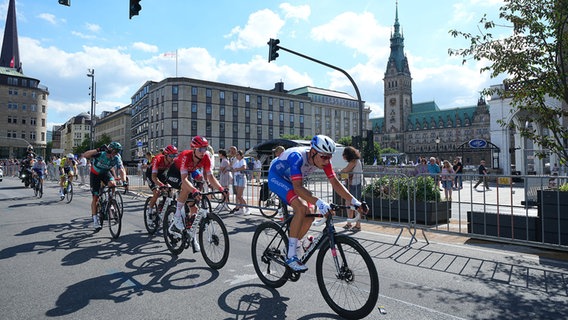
(6, 131, 45, 141)
(7, 116, 44, 126)
(7, 103, 45, 112)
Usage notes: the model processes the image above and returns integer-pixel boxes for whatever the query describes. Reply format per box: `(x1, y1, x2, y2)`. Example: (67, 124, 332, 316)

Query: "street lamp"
(87, 69, 96, 149)
(435, 136, 440, 160)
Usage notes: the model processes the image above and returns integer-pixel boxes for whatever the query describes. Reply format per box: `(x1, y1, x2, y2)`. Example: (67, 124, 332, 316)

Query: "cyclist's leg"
(90, 172, 104, 229)
(166, 166, 186, 230)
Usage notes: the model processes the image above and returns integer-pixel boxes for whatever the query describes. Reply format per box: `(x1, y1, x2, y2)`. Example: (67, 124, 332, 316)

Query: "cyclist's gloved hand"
(221, 188, 229, 197)
(97, 144, 108, 152)
(351, 197, 362, 208)
(191, 190, 201, 199)
(316, 198, 331, 215)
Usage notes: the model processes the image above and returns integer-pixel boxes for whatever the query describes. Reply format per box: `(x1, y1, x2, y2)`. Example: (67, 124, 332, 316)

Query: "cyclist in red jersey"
(145, 145, 178, 223)
(166, 136, 228, 240)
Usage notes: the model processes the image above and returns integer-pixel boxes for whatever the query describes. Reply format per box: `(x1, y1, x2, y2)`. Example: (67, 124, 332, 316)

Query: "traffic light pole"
(274, 44, 365, 156)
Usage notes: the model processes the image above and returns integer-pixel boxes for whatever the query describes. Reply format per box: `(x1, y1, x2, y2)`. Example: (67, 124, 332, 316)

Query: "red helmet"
(190, 136, 209, 148)
(164, 145, 178, 155)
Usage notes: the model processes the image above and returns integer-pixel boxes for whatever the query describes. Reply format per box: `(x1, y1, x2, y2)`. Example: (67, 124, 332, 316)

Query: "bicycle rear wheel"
(251, 221, 290, 288)
(144, 197, 160, 235)
(315, 235, 379, 320)
(107, 199, 122, 239)
(198, 203, 230, 269)
(258, 193, 280, 218)
(65, 182, 73, 203)
(163, 205, 186, 255)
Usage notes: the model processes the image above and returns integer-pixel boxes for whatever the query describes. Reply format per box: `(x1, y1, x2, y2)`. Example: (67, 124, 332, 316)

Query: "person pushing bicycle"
(267, 134, 368, 272)
(145, 144, 178, 225)
(165, 136, 228, 250)
(82, 142, 127, 231)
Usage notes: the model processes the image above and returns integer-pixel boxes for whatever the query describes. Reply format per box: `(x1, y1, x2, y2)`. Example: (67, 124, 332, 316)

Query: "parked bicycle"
(162, 190, 230, 269)
(96, 185, 123, 239)
(144, 185, 176, 235)
(60, 174, 73, 203)
(251, 202, 379, 319)
(258, 188, 281, 218)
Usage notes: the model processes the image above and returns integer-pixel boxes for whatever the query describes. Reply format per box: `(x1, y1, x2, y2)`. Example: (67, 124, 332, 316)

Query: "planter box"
(364, 196, 451, 225)
(537, 190, 568, 245)
(467, 211, 538, 241)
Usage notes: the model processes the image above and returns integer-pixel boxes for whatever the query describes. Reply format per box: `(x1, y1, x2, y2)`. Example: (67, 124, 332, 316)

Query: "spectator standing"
(453, 157, 463, 190)
(218, 149, 232, 192)
(339, 146, 363, 231)
(473, 160, 491, 191)
(441, 160, 455, 201)
(230, 150, 249, 215)
(416, 157, 429, 174)
(427, 157, 442, 191)
(253, 155, 262, 184)
(271, 146, 285, 165)
(78, 155, 88, 185)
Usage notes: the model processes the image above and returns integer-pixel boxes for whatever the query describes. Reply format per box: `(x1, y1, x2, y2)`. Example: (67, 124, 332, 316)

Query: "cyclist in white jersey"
(268, 135, 368, 272)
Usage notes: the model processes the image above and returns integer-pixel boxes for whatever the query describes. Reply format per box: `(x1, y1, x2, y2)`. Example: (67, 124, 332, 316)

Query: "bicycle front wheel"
(258, 193, 280, 218)
(114, 190, 124, 213)
(144, 197, 160, 235)
(65, 182, 73, 203)
(33, 179, 39, 197)
(108, 199, 122, 239)
(199, 211, 230, 269)
(38, 181, 43, 198)
(251, 221, 289, 288)
(316, 235, 379, 320)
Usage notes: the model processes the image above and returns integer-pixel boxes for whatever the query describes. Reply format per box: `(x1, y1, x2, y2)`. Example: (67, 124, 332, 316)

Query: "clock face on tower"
(390, 98, 396, 106)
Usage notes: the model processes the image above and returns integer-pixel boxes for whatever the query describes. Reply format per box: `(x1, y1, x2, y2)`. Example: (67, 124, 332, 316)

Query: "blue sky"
(1, 0, 507, 129)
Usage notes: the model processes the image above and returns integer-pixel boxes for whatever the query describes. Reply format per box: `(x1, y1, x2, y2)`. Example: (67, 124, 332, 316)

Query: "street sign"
(468, 139, 487, 148)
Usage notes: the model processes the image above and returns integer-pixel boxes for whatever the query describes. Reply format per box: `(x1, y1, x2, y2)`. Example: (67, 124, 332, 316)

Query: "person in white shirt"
(229, 150, 249, 215)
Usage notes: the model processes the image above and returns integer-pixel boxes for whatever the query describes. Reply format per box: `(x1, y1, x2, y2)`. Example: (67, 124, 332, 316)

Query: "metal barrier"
(117, 166, 568, 251)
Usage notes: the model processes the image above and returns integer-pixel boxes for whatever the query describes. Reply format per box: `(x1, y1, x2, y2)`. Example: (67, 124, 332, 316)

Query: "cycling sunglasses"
(196, 147, 207, 152)
(319, 153, 332, 160)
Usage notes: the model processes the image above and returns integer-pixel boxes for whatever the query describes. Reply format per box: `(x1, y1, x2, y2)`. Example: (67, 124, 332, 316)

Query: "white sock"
(288, 238, 298, 259)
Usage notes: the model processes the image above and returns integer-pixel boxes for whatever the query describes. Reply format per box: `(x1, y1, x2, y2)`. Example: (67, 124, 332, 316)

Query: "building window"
(206, 104, 212, 114)
(172, 85, 178, 95)
(219, 91, 225, 100)
(192, 86, 198, 96)
(172, 102, 178, 112)
(257, 110, 262, 119)
(172, 120, 178, 129)
(192, 120, 197, 131)
(192, 103, 197, 113)
(245, 94, 250, 103)
(206, 88, 212, 98)
(220, 106, 225, 116)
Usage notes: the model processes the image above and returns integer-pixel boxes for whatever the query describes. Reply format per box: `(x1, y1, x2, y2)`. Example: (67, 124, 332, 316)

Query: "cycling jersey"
(145, 154, 171, 189)
(32, 161, 47, 178)
(268, 146, 336, 204)
(90, 151, 123, 175)
(166, 150, 211, 190)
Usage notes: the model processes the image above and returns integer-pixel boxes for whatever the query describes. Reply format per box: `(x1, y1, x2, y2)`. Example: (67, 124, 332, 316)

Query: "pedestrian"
(271, 146, 285, 165)
(453, 157, 463, 190)
(427, 157, 442, 191)
(253, 155, 262, 184)
(218, 149, 232, 193)
(78, 154, 87, 184)
(229, 150, 249, 215)
(441, 160, 455, 201)
(338, 146, 363, 231)
(473, 160, 491, 191)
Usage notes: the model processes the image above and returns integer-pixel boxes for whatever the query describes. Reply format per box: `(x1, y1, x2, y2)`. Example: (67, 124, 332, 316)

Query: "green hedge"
(363, 175, 441, 202)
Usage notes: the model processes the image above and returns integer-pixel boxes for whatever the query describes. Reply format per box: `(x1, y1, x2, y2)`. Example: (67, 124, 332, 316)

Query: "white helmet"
(311, 135, 336, 154)
(67, 153, 74, 159)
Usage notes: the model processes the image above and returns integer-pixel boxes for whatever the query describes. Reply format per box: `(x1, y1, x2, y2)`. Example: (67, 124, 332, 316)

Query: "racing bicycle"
(31, 173, 43, 198)
(144, 185, 176, 235)
(96, 185, 123, 239)
(251, 202, 379, 319)
(60, 174, 73, 203)
(163, 190, 230, 269)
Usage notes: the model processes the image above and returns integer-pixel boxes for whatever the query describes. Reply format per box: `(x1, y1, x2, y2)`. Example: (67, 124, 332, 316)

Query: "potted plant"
(363, 175, 449, 225)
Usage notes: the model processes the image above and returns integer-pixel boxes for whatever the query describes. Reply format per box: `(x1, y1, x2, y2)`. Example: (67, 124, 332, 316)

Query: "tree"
(73, 134, 112, 155)
(449, 0, 568, 165)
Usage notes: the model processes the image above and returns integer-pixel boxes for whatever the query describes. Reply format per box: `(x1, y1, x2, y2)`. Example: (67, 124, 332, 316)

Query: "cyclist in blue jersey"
(268, 135, 368, 272)
(82, 142, 127, 231)
(31, 156, 47, 186)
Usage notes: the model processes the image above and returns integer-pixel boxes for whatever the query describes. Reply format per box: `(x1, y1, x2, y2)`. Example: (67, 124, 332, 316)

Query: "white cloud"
(71, 31, 97, 40)
(132, 42, 158, 53)
(311, 11, 390, 59)
(279, 3, 310, 21)
(225, 9, 285, 50)
(85, 22, 101, 33)
(37, 13, 57, 25)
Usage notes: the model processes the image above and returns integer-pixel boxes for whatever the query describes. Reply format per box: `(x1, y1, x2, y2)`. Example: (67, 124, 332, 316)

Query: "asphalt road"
(1, 177, 568, 320)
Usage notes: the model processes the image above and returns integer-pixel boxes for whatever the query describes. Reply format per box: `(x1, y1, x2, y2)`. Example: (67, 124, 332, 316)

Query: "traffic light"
(268, 38, 280, 62)
(58, 0, 70, 6)
(129, 0, 142, 19)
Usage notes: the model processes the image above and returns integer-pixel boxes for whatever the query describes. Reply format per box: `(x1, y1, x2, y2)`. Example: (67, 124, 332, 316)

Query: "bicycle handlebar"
(312, 203, 367, 227)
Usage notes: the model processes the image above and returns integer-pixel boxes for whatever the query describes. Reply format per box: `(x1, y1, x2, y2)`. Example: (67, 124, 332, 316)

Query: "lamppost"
(87, 69, 96, 149)
(435, 136, 440, 160)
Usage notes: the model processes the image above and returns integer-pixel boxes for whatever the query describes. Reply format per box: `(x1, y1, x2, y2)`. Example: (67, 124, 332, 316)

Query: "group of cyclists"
(20, 134, 368, 272)
(19, 146, 79, 201)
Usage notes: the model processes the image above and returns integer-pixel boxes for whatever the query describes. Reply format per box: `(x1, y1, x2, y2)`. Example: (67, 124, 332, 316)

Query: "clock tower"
(383, 1, 412, 151)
